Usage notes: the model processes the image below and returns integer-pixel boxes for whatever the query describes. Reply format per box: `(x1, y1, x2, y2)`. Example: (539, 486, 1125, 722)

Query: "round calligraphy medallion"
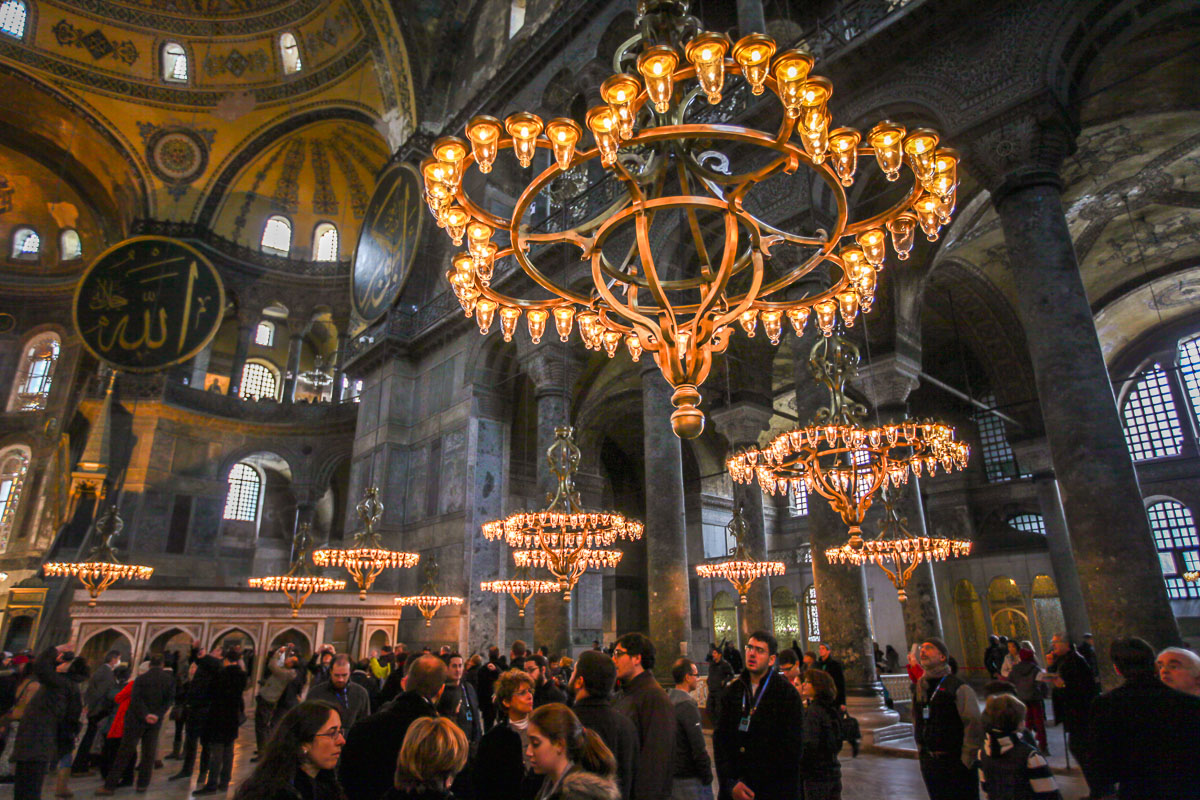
(351, 161, 422, 324)
(146, 127, 209, 185)
(73, 236, 226, 373)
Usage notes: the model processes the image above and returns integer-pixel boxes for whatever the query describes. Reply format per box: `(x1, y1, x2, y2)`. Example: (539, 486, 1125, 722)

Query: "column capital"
(1009, 436, 1054, 478)
(958, 91, 1078, 206)
(711, 402, 773, 449)
(517, 341, 582, 399)
(852, 351, 921, 411)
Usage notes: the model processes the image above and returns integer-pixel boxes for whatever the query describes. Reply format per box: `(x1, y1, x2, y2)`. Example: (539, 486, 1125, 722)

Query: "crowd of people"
(0, 629, 1197, 800)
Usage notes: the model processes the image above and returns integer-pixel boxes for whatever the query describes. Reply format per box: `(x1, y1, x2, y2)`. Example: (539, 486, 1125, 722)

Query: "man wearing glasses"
(713, 631, 803, 800)
(613, 633, 676, 800)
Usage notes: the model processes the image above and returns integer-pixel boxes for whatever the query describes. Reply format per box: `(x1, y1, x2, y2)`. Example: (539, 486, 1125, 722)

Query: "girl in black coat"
(233, 701, 346, 800)
(799, 670, 842, 800)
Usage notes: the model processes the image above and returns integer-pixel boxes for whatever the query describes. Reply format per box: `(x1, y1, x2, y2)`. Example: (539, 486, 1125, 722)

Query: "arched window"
(788, 484, 808, 517)
(0, 445, 30, 551)
(239, 361, 278, 401)
(0, 0, 26, 39)
(312, 223, 338, 261)
(508, 0, 525, 37)
(1122, 364, 1183, 461)
(162, 42, 188, 82)
(11, 227, 39, 259)
(59, 229, 82, 261)
(1148, 499, 1200, 599)
(254, 320, 275, 347)
(223, 463, 261, 522)
(279, 32, 302, 74)
(987, 576, 1031, 641)
(712, 591, 736, 645)
(974, 391, 1028, 482)
(953, 580, 987, 670)
(261, 215, 292, 255)
(1007, 513, 1046, 535)
(772, 587, 800, 644)
(1176, 334, 1200, 429)
(7, 333, 60, 411)
(803, 585, 820, 643)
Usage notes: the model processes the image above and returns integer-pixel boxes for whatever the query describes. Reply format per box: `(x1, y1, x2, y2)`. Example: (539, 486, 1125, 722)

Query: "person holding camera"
(254, 646, 301, 760)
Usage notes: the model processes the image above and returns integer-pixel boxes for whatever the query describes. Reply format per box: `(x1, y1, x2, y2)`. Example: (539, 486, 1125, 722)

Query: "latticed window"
(1007, 513, 1046, 535)
(239, 362, 277, 400)
(280, 32, 302, 74)
(1122, 365, 1184, 461)
(162, 42, 188, 82)
(8, 334, 59, 411)
(1148, 500, 1200, 599)
(223, 463, 261, 522)
(974, 392, 1027, 482)
(313, 223, 338, 261)
(0, 0, 26, 39)
(1177, 335, 1200, 430)
(788, 484, 808, 516)
(11, 228, 39, 259)
(0, 446, 29, 551)
(804, 584, 820, 643)
(255, 321, 274, 347)
(59, 229, 82, 261)
(261, 215, 292, 255)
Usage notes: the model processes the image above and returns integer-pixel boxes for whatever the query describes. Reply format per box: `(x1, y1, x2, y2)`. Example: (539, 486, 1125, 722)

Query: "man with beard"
(912, 638, 982, 800)
(306, 654, 370, 729)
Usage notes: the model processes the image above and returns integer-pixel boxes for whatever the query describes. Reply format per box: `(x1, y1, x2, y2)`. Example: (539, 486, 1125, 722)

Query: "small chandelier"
(420, 1, 958, 439)
(481, 561, 559, 617)
(483, 427, 642, 600)
(396, 556, 463, 627)
(250, 523, 346, 616)
(43, 505, 153, 606)
(313, 486, 419, 600)
(728, 335, 969, 543)
(695, 502, 784, 603)
(825, 489, 970, 601)
(300, 355, 334, 388)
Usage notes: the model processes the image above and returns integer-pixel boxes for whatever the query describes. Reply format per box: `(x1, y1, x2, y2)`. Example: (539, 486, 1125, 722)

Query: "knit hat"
(924, 638, 950, 659)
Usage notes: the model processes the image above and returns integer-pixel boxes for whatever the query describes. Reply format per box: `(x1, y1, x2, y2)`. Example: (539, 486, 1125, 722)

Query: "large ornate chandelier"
(43, 505, 153, 606)
(396, 557, 463, 627)
(420, 1, 957, 438)
(250, 524, 346, 616)
(728, 335, 969, 543)
(484, 427, 642, 600)
(481, 561, 559, 617)
(313, 487, 419, 600)
(695, 503, 784, 603)
(825, 489, 970, 601)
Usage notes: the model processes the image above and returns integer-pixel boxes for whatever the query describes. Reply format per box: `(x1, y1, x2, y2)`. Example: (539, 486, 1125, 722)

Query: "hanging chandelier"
(396, 556, 463, 627)
(483, 426, 642, 600)
(420, 0, 957, 439)
(825, 488, 970, 601)
(695, 502, 784, 603)
(728, 335, 969, 542)
(43, 505, 153, 606)
(481, 561, 559, 617)
(313, 486, 419, 600)
(300, 355, 334, 388)
(249, 523, 346, 616)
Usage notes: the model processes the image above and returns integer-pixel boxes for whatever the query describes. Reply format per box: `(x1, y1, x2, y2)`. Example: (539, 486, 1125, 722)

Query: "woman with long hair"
(798, 669, 842, 800)
(233, 701, 345, 800)
(384, 717, 468, 800)
(525, 703, 618, 800)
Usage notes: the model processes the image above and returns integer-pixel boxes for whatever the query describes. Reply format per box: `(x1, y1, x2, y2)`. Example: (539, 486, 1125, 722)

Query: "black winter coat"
(472, 719, 542, 800)
(573, 696, 638, 800)
(713, 669, 804, 800)
(13, 647, 73, 763)
(203, 665, 246, 744)
(800, 699, 842, 783)
(816, 657, 846, 708)
(1049, 650, 1096, 734)
(477, 657, 507, 728)
(338, 691, 439, 800)
(614, 670, 675, 800)
(187, 653, 222, 712)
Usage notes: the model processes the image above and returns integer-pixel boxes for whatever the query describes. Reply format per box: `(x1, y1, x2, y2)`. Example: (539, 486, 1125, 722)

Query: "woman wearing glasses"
(475, 669, 543, 800)
(233, 700, 347, 800)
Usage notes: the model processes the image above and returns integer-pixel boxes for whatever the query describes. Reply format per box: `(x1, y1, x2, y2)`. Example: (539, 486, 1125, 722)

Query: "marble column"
(189, 339, 212, 388)
(973, 120, 1181, 678)
(227, 316, 255, 397)
(283, 328, 304, 402)
(711, 402, 775, 638)
(854, 352, 944, 647)
(462, 387, 510, 653)
(332, 332, 348, 402)
(642, 367, 691, 678)
(520, 343, 581, 657)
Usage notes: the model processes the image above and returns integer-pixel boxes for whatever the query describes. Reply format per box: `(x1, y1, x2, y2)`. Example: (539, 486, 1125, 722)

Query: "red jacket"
(107, 682, 133, 739)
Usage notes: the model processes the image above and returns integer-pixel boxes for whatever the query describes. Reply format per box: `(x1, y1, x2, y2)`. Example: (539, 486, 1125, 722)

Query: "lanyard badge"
(738, 671, 772, 732)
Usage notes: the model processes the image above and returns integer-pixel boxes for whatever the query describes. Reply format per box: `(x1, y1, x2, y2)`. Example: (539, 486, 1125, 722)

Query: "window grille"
(163, 43, 188, 82)
(1121, 365, 1184, 461)
(313, 224, 338, 261)
(0, 447, 29, 550)
(0, 0, 26, 38)
(1148, 500, 1200, 599)
(223, 463, 261, 522)
(974, 392, 1027, 481)
(1007, 513, 1046, 535)
(240, 362, 277, 400)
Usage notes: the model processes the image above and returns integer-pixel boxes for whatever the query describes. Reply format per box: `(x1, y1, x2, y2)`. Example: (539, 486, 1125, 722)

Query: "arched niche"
(79, 627, 133, 666)
(268, 627, 311, 660)
(145, 627, 194, 664)
(987, 576, 1031, 643)
(367, 629, 389, 653)
(712, 591, 737, 648)
(771, 586, 800, 647)
(953, 580, 987, 671)
(1030, 575, 1064, 657)
(211, 627, 256, 654)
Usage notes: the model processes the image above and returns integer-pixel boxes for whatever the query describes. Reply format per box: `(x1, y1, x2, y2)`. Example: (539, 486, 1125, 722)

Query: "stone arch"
(79, 627, 133, 665)
(953, 579, 987, 671)
(268, 627, 312, 659)
(144, 626, 193, 662)
(987, 576, 1031, 642)
(1030, 574, 1064, 656)
(367, 629, 389, 652)
(210, 626, 256, 653)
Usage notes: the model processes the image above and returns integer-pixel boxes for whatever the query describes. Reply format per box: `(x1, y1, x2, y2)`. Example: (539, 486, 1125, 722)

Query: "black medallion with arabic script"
(73, 236, 226, 373)
(351, 161, 422, 324)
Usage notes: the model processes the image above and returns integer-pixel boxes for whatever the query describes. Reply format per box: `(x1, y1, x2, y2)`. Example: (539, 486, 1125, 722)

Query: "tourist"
(12, 645, 74, 800)
(368, 647, 393, 684)
(713, 631, 802, 800)
(350, 660, 380, 711)
(385, 717, 467, 800)
(911, 638, 982, 800)
(1155, 646, 1200, 695)
(95, 667, 132, 786)
(338, 655, 446, 800)
(253, 646, 300, 759)
(775, 650, 801, 686)
(194, 646, 247, 795)
(526, 704, 619, 800)
(478, 646, 508, 731)
(884, 645, 901, 674)
(815, 643, 846, 710)
(798, 669, 842, 800)
(1005, 642, 1048, 753)
(567, 651, 636, 800)
(307, 656, 371, 730)
(232, 701, 346, 800)
(667, 658, 712, 800)
(984, 636, 1005, 679)
(438, 653, 482, 751)
(169, 645, 220, 782)
(1089, 636, 1200, 798)
(474, 668, 542, 800)
(525, 655, 567, 708)
(73, 650, 119, 775)
(1077, 633, 1099, 680)
(1044, 634, 1097, 787)
(308, 645, 336, 687)
(704, 646, 733, 724)
(51, 658, 88, 799)
(977, 694, 1061, 800)
(0, 660, 38, 779)
(999, 639, 1019, 680)
(612, 633, 675, 800)
(95, 652, 175, 796)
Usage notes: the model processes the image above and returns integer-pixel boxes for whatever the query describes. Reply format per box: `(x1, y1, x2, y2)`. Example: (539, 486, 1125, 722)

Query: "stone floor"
(0, 719, 1092, 800)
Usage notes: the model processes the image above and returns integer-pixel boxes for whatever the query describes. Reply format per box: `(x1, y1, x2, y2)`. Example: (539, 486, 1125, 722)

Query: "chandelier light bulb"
(686, 32, 730, 104)
(914, 194, 943, 241)
(586, 106, 620, 167)
(526, 308, 549, 343)
(760, 309, 784, 344)
(868, 120, 907, 181)
(828, 127, 861, 185)
(602, 330, 621, 358)
(786, 306, 811, 337)
(930, 147, 959, 200)
(637, 45, 678, 113)
(442, 206, 469, 246)
(886, 212, 918, 259)
(837, 290, 860, 326)
(813, 299, 838, 336)
(903, 128, 940, 184)
(505, 112, 544, 169)
(855, 228, 887, 267)
(475, 298, 497, 334)
(466, 220, 493, 257)
(545, 118, 583, 170)
(732, 34, 775, 95)
(739, 308, 758, 337)
(466, 115, 502, 173)
(499, 306, 521, 342)
(625, 333, 643, 361)
(601, 74, 641, 140)
(553, 305, 575, 342)
(772, 49, 814, 117)
(936, 190, 956, 225)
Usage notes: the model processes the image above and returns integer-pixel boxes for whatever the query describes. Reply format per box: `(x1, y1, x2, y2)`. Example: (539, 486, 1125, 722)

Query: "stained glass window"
(8, 334, 59, 411)
(0, 446, 29, 550)
(12, 228, 39, 259)
(313, 223, 338, 261)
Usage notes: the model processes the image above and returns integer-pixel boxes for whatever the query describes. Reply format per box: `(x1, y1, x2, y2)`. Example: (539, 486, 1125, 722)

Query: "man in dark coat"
(350, 660, 380, 710)
(713, 631, 803, 800)
(438, 653, 482, 799)
(476, 646, 506, 730)
(307, 655, 371, 729)
(524, 654, 567, 708)
(1088, 637, 1200, 800)
(97, 653, 176, 794)
(73, 648, 120, 774)
(338, 654, 446, 800)
(169, 645, 221, 781)
(613, 632, 675, 800)
(569, 650, 638, 800)
(912, 638, 982, 800)
(816, 642, 847, 709)
(194, 647, 246, 794)
(705, 645, 735, 725)
(12, 644, 73, 800)
(983, 635, 1006, 679)
(1047, 633, 1098, 786)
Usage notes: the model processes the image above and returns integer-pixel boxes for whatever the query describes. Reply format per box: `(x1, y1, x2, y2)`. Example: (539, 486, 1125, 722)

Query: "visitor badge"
(739, 716, 751, 732)
(922, 707, 930, 719)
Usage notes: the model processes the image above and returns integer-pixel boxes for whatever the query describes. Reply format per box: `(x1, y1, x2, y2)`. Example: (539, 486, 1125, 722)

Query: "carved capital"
(852, 351, 921, 411)
(517, 341, 582, 398)
(711, 402, 773, 449)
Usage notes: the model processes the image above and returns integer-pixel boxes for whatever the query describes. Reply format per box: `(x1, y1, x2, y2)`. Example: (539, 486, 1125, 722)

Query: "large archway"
(79, 628, 133, 666)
